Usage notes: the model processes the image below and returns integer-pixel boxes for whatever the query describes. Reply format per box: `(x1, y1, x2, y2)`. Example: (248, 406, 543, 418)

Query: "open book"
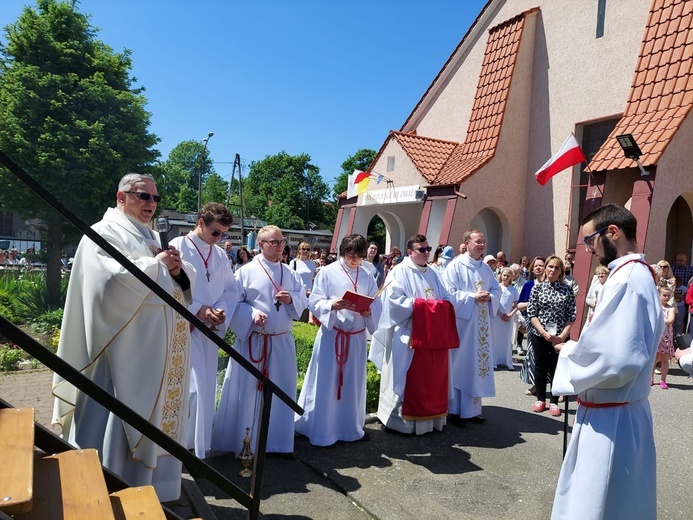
(342, 290, 375, 313)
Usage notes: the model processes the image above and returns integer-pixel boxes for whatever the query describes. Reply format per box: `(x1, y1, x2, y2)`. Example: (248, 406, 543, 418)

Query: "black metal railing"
(0, 149, 303, 520)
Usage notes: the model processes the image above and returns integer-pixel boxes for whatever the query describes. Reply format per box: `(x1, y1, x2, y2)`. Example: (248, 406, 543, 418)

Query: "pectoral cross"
(206, 269, 210, 282)
(274, 300, 282, 311)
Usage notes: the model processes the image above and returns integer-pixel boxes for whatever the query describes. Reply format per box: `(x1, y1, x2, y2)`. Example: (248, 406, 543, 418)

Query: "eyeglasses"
(125, 191, 162, 203)
(584, 226, 609, 250)
(211, 230, 223, 237)
(261, 239, 286, 247)
(301, 247, 310, 251)
(413, 246, 432, 253)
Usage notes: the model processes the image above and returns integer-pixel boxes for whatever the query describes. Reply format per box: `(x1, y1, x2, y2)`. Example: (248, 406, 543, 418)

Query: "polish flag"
(534, 133, 586, 186)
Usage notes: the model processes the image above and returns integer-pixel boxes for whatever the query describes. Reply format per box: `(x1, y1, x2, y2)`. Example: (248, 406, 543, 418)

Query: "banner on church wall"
(359, 185, 423, 206)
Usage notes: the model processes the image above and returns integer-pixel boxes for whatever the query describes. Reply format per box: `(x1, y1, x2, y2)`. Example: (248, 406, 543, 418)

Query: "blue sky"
(1, 0, 488, 189)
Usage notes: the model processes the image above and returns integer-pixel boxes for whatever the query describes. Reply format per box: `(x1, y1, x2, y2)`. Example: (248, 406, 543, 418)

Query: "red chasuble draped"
(402, 299, 459, 420)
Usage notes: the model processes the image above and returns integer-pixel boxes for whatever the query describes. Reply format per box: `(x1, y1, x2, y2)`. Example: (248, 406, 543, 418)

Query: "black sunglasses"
(414, 246, 433, 253)
(211, 230, 223, 237)
(125, 191, 162, 203)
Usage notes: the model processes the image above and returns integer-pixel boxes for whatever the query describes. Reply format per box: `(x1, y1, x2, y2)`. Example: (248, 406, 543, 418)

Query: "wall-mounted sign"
(359, 185, 423, 206)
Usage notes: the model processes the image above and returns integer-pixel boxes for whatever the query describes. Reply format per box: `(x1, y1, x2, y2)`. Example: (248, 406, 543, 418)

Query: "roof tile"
(590, 0, 693, 172)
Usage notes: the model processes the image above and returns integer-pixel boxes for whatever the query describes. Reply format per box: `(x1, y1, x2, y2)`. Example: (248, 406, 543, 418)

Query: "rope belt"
(249, 330, 289, 390)
(333, 326, 365, 400)
(577, 397, 629, 408)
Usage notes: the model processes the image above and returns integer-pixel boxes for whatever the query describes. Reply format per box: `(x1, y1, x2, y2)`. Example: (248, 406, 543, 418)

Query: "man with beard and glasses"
(550, 204, 664, 520)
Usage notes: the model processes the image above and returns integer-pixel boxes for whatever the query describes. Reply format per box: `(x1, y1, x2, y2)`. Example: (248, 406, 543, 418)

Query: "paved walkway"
(2, 365, 692, 519)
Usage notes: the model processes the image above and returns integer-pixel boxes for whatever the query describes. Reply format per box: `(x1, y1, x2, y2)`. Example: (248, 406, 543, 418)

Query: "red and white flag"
(534, 133, 586, 186)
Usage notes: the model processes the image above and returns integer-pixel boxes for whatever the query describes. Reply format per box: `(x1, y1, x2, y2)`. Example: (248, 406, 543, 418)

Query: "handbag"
(673, 333, 692, 350)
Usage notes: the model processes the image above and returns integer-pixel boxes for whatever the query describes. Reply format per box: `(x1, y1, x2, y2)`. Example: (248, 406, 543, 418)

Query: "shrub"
(366, 361, 381, 414)
(0, 344, 25, 372)
(293, 321, 317, 377)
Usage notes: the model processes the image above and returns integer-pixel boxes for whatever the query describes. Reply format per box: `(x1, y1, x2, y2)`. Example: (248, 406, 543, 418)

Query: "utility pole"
(228, 153, 245, 246)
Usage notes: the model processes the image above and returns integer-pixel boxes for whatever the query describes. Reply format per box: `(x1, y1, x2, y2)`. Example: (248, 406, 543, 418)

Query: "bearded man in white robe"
(52, 173, 195, 501)
(551, 204, 664, 520)
(370, 234, 458, 435)
(212, 225, 308, 456)
(295, 234, 381, 446)
(170, 203, 240, 459)
(443, 229, 501, 425)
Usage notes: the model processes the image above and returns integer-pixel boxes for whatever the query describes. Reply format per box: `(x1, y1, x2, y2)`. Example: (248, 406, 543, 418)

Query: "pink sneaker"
(532, 401, 546, 413)
(549, 404, 561, 417)
(650, 379, 654, 387)
(660, 381, 668, 390)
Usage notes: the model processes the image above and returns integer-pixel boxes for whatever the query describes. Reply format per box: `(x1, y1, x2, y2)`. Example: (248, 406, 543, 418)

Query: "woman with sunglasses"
(290, 242, 317, 322)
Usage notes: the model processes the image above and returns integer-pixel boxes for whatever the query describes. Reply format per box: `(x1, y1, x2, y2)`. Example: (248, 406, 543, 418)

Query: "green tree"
(0, 0, 159, 306)
(333, 148, 377, 199)
(156, 140, 214, 212)
(201, 172, 229, 207)
(244, 151, 330, 229)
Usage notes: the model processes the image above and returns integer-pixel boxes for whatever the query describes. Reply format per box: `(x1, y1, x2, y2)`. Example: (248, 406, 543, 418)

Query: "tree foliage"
(0, 0, 159, 306)
(333, 148, 377, 199)
(243, 151, 329, 229)
(154, 140, 221, 212)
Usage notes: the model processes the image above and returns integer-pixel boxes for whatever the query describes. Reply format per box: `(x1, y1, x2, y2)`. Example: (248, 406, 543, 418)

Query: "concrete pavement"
(2, 364, 691, 519)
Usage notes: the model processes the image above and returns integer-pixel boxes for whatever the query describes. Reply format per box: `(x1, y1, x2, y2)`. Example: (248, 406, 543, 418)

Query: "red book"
(342, 290, 374, 313)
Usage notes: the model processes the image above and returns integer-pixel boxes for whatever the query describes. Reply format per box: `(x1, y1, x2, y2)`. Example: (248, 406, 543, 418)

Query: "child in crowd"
(652, 286, 676, 389)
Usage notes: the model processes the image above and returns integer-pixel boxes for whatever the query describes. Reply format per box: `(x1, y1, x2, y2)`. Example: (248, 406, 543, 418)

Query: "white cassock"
(369, 256, 453, 435)
(295, 259, 381, 446)
(170, 232, 240, 459)
(211, 256, 308, 455)
(443, 253, 501, 418)
(492, 284, 519, 369)
(551, 254, 664, 520)
(52, 208, 195, 502)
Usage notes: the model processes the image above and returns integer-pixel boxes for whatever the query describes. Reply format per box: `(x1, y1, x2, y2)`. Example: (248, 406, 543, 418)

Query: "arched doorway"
(470, 207, 511, 257)
(366, 214, 387, 255)
(665, 195, 693, 263)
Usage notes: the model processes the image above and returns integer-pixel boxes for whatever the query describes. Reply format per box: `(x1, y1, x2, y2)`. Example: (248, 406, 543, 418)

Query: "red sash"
(402, 299, 459, 420)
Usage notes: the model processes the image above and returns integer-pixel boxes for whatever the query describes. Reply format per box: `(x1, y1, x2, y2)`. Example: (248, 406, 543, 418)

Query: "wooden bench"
(0, 408, 34, 515)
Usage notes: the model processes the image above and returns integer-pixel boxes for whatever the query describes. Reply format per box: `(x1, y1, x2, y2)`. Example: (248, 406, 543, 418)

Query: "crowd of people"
(48, 174, 691, 519)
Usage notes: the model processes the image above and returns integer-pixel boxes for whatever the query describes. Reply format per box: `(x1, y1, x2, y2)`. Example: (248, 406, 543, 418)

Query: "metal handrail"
(0, 149, 303, 519)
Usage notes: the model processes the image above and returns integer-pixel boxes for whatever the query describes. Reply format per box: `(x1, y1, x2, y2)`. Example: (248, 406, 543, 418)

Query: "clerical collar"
(414, 263, 428, 273)
(124, 214, 154, 239)
(463, 253, 484, 268)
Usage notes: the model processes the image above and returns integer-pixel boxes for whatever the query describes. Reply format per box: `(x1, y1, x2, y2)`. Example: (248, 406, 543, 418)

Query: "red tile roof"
(367, 10, 535, 189)
(391, 132, 458, 184)
(434, 11, 534, 185)
(590, 0, 693, 172)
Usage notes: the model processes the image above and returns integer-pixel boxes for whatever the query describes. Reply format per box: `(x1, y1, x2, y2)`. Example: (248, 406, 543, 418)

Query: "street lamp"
(616, 133, 648, 176)
(198, 131, 214, 211)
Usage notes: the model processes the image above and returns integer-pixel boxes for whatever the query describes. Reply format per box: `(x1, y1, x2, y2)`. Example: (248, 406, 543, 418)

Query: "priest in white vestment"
(551, 204, 664, 520)
(52, 174, 195, 501)
(170, 203, 240, 459)
(370, 234, 457, 435)
(443, 229, 501, 424)
(295, 234, 381, 446)
(212, 225, 308, 456)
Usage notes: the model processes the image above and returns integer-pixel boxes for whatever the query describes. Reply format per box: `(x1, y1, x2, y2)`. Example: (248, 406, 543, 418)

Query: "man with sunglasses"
(443, 229, 501, 426)
(170, 203, 240, 460)
(550, 204, 664, 520)
(52, 173, 196, 501)
(370, 234, 459, 435)
(213, 225, 308, 456)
